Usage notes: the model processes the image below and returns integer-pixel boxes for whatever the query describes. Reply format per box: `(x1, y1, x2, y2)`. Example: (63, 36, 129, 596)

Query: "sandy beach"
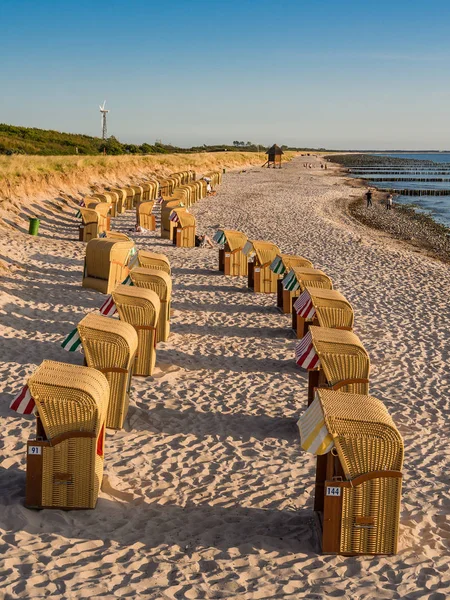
(0, 156, 449, 599)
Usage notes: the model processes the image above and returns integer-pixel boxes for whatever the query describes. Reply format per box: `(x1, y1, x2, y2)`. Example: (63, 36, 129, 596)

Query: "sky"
(1, 0, 450, 149)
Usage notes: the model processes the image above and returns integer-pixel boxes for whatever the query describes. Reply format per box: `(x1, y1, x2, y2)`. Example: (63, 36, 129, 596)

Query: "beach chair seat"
(79, 208, 100, 242)
(137, 201, 156, 231)
(298, 388, 403, 555)
(270, 254, 314, 313)
(130, 267, 172, 342)
(285, 268, 333, 337)
(296, 326, 370, 405)
(244, 240, 281, 293)
(82, 238, 135, 294)
(112, 285, 160, 376)
(214, 229, 249, 276)
(78, 314, 138, 429)
(137, 250, 171, 274)
(25, 360, 109, 510)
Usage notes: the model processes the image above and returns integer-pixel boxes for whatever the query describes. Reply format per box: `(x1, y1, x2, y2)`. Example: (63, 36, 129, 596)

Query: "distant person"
(386, 194, 393, 210)
(195, 233, 214, 248)
(366, 189, 373, 207)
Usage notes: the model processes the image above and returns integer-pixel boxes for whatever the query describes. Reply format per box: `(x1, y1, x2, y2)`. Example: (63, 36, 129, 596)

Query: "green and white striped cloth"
(61, 327, 82, 352)
(270, 256, 286, 274)
(282, 270, 300, 292)
(75, 210, 81, 218)
(213, 230, 226, 245)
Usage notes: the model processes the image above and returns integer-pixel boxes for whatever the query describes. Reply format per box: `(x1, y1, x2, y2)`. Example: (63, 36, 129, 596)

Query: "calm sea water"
(359, 153, 450, 228)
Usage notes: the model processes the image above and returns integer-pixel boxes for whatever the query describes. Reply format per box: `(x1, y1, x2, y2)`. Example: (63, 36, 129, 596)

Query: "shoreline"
(329, 160, 450, 264)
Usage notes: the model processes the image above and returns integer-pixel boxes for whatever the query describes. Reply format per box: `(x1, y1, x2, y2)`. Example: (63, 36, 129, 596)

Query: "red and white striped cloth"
(294, 290, 316, 319)
(10, 385, 35, 415)
(169, 211, 180, 223)
(295, 330, 321, 370)
(99, 295, 117, 317)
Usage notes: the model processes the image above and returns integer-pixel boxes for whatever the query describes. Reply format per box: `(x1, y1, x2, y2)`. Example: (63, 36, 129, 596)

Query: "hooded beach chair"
(294, 287, 354, 339)
(285, 268, 333, 336)
(93, 191, 118, 217)
(130, 185, 144, 207)
(94, 202, 112, 233)
(78, 314, 138, 430)
(108, 188, 127, 214)
(243, 240, 281, 293)
(271, 254, 314, 313)
(25, 360, 109, 510)
(130, 267, 172, 342)
(122, 186, 135, 210)
(161, 200, 184, 238)
(298, 388, 403, 555)
(141, 181, 158, 201)
(137, 250, 171, 274)
(79, 208, 100, 242)
(137, 201, 156, 231)
(82, 238, 135, 294)
(214, 229, 249, 276)
(112, 284, 160, 376)
(296, 326, 370, 405)
(172, 210, 196, 247)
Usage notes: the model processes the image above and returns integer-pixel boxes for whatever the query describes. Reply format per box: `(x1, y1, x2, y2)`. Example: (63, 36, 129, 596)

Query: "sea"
(350, 152, 450, 228)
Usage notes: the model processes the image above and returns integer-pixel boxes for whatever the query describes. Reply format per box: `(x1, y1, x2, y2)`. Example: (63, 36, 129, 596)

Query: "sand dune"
(0, 157, 449, 598)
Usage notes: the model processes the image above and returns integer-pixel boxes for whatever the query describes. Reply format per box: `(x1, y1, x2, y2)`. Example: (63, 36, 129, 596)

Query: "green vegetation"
(0, 123, 327, 156)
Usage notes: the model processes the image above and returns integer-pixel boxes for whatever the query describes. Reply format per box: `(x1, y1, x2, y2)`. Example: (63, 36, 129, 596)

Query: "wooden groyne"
(381, 188, 450, 196)
(368, 177, 450, 182)
(350, 170, 450, 176)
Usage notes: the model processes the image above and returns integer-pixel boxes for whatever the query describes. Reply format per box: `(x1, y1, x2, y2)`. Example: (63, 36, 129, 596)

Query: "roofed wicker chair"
(77, 313, 138, 430)
(295, 287, 354, 332)
(270, 254, 314, 313)
(296, 326, 370, 405)
(173, 210, 196, 247)
(112, 284, 160, 376)
(130, 185, 144, 208)
(122, 187, 135, 210)
(94, 202, 112, 233)
(137, 201, 156, 231)
(25, 360, 109, 510)
(161, 200, 184, 239)
(243, 240, 281, 293)
(137, 250, 171, 274)
(285, 268, 333, 337)
(79, 208, 100, 242)
(107, 188, 127, 214)
(92, 192, 118, 217)
(298, 388, 403, 555)
(82, 238, 135, 294)
(130, 267, 172, 342)
(214, 229, 249, 276)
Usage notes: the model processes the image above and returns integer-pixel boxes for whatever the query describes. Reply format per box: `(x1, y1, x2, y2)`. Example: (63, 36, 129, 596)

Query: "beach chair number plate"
(326, 486, 341, 497)
(225, 253, 231, 257)
(255, 268, 261, 272)
(28, 446, 42, 455)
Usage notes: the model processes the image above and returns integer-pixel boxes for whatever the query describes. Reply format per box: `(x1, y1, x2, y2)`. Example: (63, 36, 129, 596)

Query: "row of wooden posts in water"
(11, 169, 222, 519)
(213, 229, 404, 556)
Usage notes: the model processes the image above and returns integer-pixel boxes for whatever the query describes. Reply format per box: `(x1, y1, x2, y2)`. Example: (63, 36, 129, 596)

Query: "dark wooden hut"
(266, 144, 284, 168)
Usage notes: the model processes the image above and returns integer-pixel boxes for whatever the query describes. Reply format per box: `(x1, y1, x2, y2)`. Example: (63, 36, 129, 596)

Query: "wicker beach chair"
(298, 388, 403, 555)
(173, 210, 196, 247)
(137, 250, 171, 274)
(214, 229, 249, 276)
(296, 287, 354, 334)
(112, 284, 160, 376)
(82, 238, 135, 294)
(25, 360, 109, 510)
(296, 326, 370, 405)
(244, 240, 281, 293)
(107, 188, 127, 214)
(130, 185, 144, 207)
(161, 200, 184, 238)
(271, 254, 314, 313)
(105, 231, 132, 241)
(286, 268, 333, 336)
(137, 201, 156, 231)
(78, 314, 138, 429)
(93, 192, 118, 217)
(130, 267, 172, 342)
(79, 208, 100, 242)
(94, 202, 112, 233)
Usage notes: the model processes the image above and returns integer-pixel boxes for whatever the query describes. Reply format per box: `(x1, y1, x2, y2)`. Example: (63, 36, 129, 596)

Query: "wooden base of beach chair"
(219, 248, 225, 272)
(176, 227, 195, 248)
(292, 300, 308, 338)
(247, 262, 254, 290)
(278, 284, 298, 314)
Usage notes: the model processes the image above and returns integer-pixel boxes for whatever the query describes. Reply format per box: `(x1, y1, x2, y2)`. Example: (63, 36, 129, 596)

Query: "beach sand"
(0, 157, 449, 598)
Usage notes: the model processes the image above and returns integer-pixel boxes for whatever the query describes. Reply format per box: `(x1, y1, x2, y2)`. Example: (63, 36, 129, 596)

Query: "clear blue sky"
(1, 0, 450, 149)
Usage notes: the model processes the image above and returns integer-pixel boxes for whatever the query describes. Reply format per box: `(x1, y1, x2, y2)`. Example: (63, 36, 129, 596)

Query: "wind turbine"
(99, 101, 109, 139)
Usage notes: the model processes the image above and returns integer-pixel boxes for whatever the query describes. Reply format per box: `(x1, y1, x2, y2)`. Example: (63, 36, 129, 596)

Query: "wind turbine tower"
(99, 101, 109, 139)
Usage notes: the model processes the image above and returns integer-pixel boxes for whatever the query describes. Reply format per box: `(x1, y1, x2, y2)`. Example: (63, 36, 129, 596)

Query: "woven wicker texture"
(280, 254, 313, 270)
(108, 188, 127, 213)
(309, 326, 370, 394)
(318, 388, 403, 555)
(137, 201, 155, 230)
(78, 313, 138, 429)
(83, 239, 135, 295)
(177, 211, 196, 228)
(130, 267, 172, 342)
(105, 231, 132, 241)
(79, 208, 99, 242)
(137, 250, 171, 274)
(291, 267, 333, 291)
(251, 241, 281, 266)
(222, 230, 248, 252)
(112, 284, 160, 376)
(306, 287, 354, 330)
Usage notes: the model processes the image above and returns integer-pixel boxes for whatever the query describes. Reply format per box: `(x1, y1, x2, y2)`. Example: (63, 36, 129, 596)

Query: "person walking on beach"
(386, 193, 393, 210)
(366, 188, 373, 207)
